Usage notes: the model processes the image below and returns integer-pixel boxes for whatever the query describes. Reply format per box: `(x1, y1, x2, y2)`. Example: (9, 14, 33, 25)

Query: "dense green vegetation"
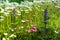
(0, 0, 60, 40)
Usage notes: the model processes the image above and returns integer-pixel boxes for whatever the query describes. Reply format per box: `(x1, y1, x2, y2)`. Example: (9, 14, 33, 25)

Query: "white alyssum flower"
(2, 37, 6, 40)
(11, 29, 14, 31)
(21, 26, 24, 28)
(54, 30, 59, 34)
(9, 34, 16, 37)
(4, 33, 8, 36)
(21, 20, 26, 23)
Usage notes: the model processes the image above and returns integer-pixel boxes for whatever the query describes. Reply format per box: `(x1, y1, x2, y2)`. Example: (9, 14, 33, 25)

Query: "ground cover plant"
(0, 0, 60, 40)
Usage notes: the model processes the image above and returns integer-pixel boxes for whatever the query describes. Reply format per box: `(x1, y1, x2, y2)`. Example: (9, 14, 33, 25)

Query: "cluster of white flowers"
(0, 0, 59, 18)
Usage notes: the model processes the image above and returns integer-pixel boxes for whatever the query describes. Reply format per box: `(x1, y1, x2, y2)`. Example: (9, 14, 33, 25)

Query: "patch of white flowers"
(0, 0, 58, 18)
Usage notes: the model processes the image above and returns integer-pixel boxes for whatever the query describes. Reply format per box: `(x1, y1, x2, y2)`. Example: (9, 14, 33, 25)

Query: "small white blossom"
(21, 26, 24, 28)
(4, 33, 8, 36)
(21, 20, 26, 23)
(54, 30, 59, 34)
(11, 29, 14, 31)
(9, 34, 16, 37)
(2, 37, 6, 40)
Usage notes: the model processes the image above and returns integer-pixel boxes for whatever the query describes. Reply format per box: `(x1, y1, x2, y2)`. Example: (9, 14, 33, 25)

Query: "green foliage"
(0, 0, 60, 40)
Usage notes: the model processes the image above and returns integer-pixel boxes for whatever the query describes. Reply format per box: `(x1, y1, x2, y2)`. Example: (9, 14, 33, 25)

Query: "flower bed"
(0, 0, 60, 40)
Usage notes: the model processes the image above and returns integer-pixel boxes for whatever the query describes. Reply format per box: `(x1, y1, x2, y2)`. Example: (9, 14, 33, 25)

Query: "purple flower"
(28, 25, 37, 33)
(31, 25, 37, 32)
(32, 26, 37, 32)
